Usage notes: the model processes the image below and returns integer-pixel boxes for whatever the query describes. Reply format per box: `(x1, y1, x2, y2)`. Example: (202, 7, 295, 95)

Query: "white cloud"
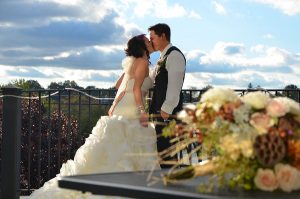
(114, 17, 143, 38)
(212, 1, 227, 15)
(200, 42, 245, 66)
(1, 0, 299, 90)
(254, 0, 300, 16)
(117, 0, 201, 19)
(199, 42, 296, 68)
(94, 45, 125, 54)
(0, 22, 14, 27)
(45, 0, 82, 6)
(188, 10, 202, 20)
(183, 69, 300, 89)
(185, 50, 205, 60)
(43, 52, 71, 61)
(0, 65, 122, 88)
(184, 41, 300, 89)
(263, 33, 274, 39)
(0, 65, 10, 78)
(0, 0, 116, 28)
(250, 44, 267, 54)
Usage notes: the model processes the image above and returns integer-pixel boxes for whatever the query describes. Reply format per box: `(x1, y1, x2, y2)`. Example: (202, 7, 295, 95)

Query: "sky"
(0, 0, 300, 89)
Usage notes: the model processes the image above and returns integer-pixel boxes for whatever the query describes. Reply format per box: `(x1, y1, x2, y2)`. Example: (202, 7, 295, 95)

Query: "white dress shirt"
(150, 43, 186, 114)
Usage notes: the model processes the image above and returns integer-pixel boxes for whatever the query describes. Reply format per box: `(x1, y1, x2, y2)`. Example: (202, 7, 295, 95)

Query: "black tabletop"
(58, 169, 300, 199)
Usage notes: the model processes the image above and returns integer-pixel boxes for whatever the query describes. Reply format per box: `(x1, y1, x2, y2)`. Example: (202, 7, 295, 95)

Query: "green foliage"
(215, 155, 259, 190)
(5, 79, 43, 90)
(162, 120, 177, 137)
(48, 80, 84, 90)
(0, 98, 82, 190)
(248, 83, 253, 89)
(283, 84, 299, 102)
(202, 85, 213, 90)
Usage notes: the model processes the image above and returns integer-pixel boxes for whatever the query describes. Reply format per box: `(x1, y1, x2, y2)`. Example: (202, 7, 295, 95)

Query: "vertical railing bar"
(27, 92, 32, 193)
(98, 90, 101, 105)
(47, 91, 51, 180)
(37, 91, 42, 187)
(67, 90, 71, 159)
(78, 93, 82, 144)
(88, 90, 91, 131)
(57, 91, 61, 173)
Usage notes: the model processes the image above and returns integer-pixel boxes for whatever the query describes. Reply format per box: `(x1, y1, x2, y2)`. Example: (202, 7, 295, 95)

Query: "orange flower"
(288, 140, 300, 169)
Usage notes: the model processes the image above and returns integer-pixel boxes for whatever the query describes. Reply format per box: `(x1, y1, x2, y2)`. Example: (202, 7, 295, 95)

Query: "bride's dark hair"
(125, 34, 149, 59)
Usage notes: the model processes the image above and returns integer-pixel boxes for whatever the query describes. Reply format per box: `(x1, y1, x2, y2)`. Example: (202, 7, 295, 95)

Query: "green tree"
(285, 84, 298, 89)
(63, 80, 83, 89)
(48, 80, 83, 90)
(86, 86, 96, 90)
(202, 85, 213, 90)
(6, 79, 43, 89)
(48, 82, 64, 90)
(283, 84, 299, 102)
(248, 83, 253, 89)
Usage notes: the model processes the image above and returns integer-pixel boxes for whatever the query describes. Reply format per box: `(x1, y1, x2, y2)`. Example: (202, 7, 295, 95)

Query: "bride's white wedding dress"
(30, 57, 160, 199)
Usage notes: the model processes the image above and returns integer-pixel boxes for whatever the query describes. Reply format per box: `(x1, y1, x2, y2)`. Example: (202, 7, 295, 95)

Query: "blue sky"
(0, 0, 300, 89)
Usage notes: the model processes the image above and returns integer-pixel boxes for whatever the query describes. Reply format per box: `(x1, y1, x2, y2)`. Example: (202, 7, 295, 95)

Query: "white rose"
(242, 91, 270, 109)
(177, 104, 197, 124)
(275, 163, 299, 192)
(266, 98, 289, 117)
(275, 97, 300, 116)
(250, 112, 274, 134)
(177, 110, 193, 124)
(254, 168, 278, 191)
(200, 88, 239, 111)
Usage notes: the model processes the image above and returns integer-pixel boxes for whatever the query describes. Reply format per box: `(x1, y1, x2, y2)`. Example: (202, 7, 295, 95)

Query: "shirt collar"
(160, 43, 172, 58)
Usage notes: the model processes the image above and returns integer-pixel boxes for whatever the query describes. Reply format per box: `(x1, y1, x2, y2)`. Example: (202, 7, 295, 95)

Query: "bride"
(29, 34, 160, 198)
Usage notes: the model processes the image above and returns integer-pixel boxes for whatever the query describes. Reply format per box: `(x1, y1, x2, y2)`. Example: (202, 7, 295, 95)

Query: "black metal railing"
(0, 87, 300, 197)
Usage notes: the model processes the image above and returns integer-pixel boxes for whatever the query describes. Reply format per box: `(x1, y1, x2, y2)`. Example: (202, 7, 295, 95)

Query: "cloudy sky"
(1, 0, 300, 89)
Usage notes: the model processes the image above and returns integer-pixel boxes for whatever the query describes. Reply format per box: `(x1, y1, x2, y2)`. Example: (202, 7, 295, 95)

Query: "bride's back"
(113, 57, 152, 119)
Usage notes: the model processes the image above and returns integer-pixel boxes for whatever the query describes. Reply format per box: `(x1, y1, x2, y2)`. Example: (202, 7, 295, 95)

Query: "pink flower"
(254, 168, 279, 191)
(250, 112, 274, 134)
(275, 163, 299, 192)
(266, 99, 288, 117)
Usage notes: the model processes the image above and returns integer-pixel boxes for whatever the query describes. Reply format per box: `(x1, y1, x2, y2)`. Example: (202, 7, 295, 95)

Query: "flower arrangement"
(157, 57, 167, 68)
(162, 88, 300, 192)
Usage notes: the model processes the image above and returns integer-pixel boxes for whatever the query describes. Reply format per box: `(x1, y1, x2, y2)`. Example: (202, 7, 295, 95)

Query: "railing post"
(1, 87, 22, 199)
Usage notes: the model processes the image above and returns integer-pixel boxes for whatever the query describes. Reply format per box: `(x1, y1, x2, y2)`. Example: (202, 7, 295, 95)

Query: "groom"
(148, 23, 186, 168)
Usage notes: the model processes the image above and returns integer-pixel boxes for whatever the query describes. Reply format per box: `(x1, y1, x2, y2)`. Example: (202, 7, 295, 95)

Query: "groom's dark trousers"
(149, 47, 185, 168)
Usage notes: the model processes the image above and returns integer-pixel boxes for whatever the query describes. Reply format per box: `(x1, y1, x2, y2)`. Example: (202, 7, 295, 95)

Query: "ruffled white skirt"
(30, 115, 160, 199)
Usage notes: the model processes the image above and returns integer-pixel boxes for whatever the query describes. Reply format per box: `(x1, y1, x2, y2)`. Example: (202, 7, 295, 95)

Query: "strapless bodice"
(125, 76, 153, 93)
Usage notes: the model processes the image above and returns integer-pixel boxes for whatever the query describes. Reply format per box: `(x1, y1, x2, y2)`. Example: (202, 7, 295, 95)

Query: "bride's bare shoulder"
(135, 57, 148, 64)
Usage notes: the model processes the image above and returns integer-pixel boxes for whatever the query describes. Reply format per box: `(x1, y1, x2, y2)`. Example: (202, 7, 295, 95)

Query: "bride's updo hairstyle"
(125, 34, 149, 59)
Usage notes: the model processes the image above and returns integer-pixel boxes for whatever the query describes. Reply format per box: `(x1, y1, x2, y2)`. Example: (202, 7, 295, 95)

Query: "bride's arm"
(133, 58, 148, 126)
(108, 73, 125, 116)
(114, 73, 124, 89)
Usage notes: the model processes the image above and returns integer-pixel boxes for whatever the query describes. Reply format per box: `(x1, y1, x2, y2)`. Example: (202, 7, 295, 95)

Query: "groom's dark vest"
(149, 46, 186, 116)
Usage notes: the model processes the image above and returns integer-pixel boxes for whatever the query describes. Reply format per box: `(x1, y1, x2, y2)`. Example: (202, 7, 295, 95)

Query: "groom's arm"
(161, 51, 186, 115)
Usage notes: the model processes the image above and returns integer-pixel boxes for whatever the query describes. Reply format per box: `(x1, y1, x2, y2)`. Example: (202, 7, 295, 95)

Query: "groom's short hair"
(148, 23, 171, 42)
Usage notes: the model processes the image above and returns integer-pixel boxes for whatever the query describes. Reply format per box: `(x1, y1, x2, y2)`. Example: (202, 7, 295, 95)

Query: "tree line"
(1, 78, 299, 91)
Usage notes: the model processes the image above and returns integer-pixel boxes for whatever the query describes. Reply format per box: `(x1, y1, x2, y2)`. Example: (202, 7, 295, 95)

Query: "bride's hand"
(139, 112, 148, 127)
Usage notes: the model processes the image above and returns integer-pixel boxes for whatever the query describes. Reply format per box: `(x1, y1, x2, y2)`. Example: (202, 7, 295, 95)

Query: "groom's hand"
(160, 110, 169, 120)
